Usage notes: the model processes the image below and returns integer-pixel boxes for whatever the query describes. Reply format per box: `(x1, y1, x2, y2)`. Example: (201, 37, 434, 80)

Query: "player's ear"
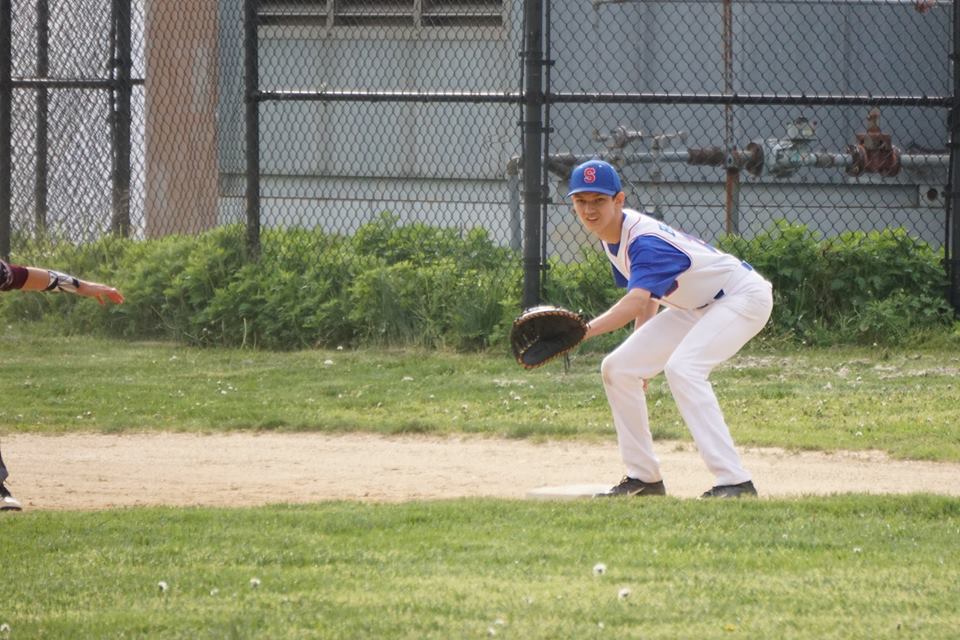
(613, 191, 626, 206)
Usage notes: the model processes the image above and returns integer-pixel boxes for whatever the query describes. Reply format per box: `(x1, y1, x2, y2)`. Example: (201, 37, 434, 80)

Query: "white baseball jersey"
(598, 208, 774, 487)
(602, 208, 747, 311)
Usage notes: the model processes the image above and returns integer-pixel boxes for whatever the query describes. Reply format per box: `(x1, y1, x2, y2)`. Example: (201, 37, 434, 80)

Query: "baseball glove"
(510, 305, 588, 369)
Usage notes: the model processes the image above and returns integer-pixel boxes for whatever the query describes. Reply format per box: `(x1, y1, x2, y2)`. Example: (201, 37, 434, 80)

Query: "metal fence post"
(0, 0, 10, 261)
(35, 0, 49, 233)
(110, 0, 132, 237)
(949, 0, 960, 312)
(244, 0, 261, 260)
(521, 0, 545, 308)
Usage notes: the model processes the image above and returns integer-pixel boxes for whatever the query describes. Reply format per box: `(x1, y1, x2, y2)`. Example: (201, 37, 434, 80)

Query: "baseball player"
(0, 258, 124, 511)
(568, 159, 773, 498)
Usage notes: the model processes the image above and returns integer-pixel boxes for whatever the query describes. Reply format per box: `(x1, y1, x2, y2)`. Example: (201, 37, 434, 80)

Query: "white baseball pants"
(600, 269, 773, 486)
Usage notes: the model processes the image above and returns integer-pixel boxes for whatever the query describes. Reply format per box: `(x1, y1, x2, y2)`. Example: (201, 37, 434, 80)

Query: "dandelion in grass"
(250, 577, 261, 588)
(593, 562, 606, 576)
(157, 581, 169, 593)
(210, 588, 220, 596)
(323, 359, 334, 366)
(0, 623, 10, 635)
(402, 376, 414, 382)
(618, 587, 631, 600)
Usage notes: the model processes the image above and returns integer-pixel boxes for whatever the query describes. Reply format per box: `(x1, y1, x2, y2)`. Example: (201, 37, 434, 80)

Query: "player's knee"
(663, 357, 696, 385)
(600, 352, 625, 385)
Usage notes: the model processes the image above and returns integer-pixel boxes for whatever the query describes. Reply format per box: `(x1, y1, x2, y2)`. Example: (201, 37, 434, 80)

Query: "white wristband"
(45, 270, 81, 294)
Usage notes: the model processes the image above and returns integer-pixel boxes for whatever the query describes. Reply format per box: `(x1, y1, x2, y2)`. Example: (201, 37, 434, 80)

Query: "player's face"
(571, 191, 624, 241)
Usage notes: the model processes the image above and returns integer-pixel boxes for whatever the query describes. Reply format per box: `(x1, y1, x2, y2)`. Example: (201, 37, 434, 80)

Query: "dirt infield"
(4, 432, 960, 510)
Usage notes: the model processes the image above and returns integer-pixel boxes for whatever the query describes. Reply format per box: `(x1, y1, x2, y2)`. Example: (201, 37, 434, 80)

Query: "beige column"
(144, 0, 220, 237)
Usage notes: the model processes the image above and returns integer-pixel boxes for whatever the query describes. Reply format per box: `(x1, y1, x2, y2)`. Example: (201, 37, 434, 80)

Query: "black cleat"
(595, 476, 666, 498)
(0, 482, 22, 511)
(700, 480, 758, 499)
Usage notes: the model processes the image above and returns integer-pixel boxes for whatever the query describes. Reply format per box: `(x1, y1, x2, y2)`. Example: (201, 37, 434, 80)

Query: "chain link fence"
(1, 0, 956, 309)
(542, 0, 951, 263)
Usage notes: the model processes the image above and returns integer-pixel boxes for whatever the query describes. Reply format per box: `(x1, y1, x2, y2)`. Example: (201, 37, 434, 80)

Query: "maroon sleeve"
(0, 259, 29, 291)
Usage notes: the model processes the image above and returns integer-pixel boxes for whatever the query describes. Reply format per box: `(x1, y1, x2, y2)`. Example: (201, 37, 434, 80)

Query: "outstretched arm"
(15, 265, 124, 305)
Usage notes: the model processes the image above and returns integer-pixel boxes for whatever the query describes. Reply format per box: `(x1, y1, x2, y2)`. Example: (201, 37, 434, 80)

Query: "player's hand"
(78, 281, 125, 305)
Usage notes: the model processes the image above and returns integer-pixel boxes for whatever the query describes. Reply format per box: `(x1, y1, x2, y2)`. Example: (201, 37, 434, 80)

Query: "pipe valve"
(846, 108, 901, 178)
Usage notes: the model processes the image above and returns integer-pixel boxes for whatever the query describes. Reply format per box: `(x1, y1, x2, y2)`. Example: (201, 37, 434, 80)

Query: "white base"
(526, 484, 611, 500)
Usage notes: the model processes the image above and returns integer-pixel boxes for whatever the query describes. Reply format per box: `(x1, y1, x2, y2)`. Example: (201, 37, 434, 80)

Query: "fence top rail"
(594, 0, 945, 6)
(258, 89, 523, 103)
(11, 77, 145, 89)
(257, 89, 952, 108)
(552, 92, 952, 107)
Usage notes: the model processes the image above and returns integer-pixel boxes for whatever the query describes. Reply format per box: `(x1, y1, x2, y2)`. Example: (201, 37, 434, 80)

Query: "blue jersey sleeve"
(627, 235, 691, 297)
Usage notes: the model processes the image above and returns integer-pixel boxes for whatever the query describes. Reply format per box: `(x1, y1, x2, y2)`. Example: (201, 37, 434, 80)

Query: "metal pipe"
(721, 0, 736, 233)
(688, 146, 727, 166)
(725, 167, 740, 234)
(506, 156, 522, 251)
(722, 0, 733, 150)
(556, 149, 945, 174)
(791, 152, 851, 168)
(621, 150, 692, 164)
(900, 154, 950, 168)
(773, 151, 944, 172)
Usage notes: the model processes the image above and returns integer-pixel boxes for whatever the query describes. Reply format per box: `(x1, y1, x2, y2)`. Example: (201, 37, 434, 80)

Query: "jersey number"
(658, 223, 719, 254)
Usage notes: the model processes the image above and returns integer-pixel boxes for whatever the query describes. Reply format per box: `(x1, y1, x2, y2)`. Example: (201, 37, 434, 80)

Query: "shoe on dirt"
(595, 476, 667, 497)
(700, 480, 757, 499)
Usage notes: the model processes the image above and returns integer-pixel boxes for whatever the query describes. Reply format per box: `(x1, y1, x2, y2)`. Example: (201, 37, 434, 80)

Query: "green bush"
(1, 217, 952, 350)
(110, 225, 248, 343)
(1, 215, 520, 350)
(198, 229, 370, 349)
(718, 221, 952, 345)
(347, 257, 519, 350)
(345, 214, 519, 349)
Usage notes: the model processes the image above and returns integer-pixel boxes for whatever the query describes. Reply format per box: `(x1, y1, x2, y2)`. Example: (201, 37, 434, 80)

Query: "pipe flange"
(743, 142, 764, 177)
(845, 144, 865, 177)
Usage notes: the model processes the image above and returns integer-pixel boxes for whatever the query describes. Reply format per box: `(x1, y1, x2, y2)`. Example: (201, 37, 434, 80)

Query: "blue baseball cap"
(567, 160, 622, 197)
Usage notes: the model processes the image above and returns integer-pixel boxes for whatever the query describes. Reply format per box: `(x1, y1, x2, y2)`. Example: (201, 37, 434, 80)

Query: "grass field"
(2, 329, 960, 638)
(2, 329, 959, 461)
(3, 497, 958, 639)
